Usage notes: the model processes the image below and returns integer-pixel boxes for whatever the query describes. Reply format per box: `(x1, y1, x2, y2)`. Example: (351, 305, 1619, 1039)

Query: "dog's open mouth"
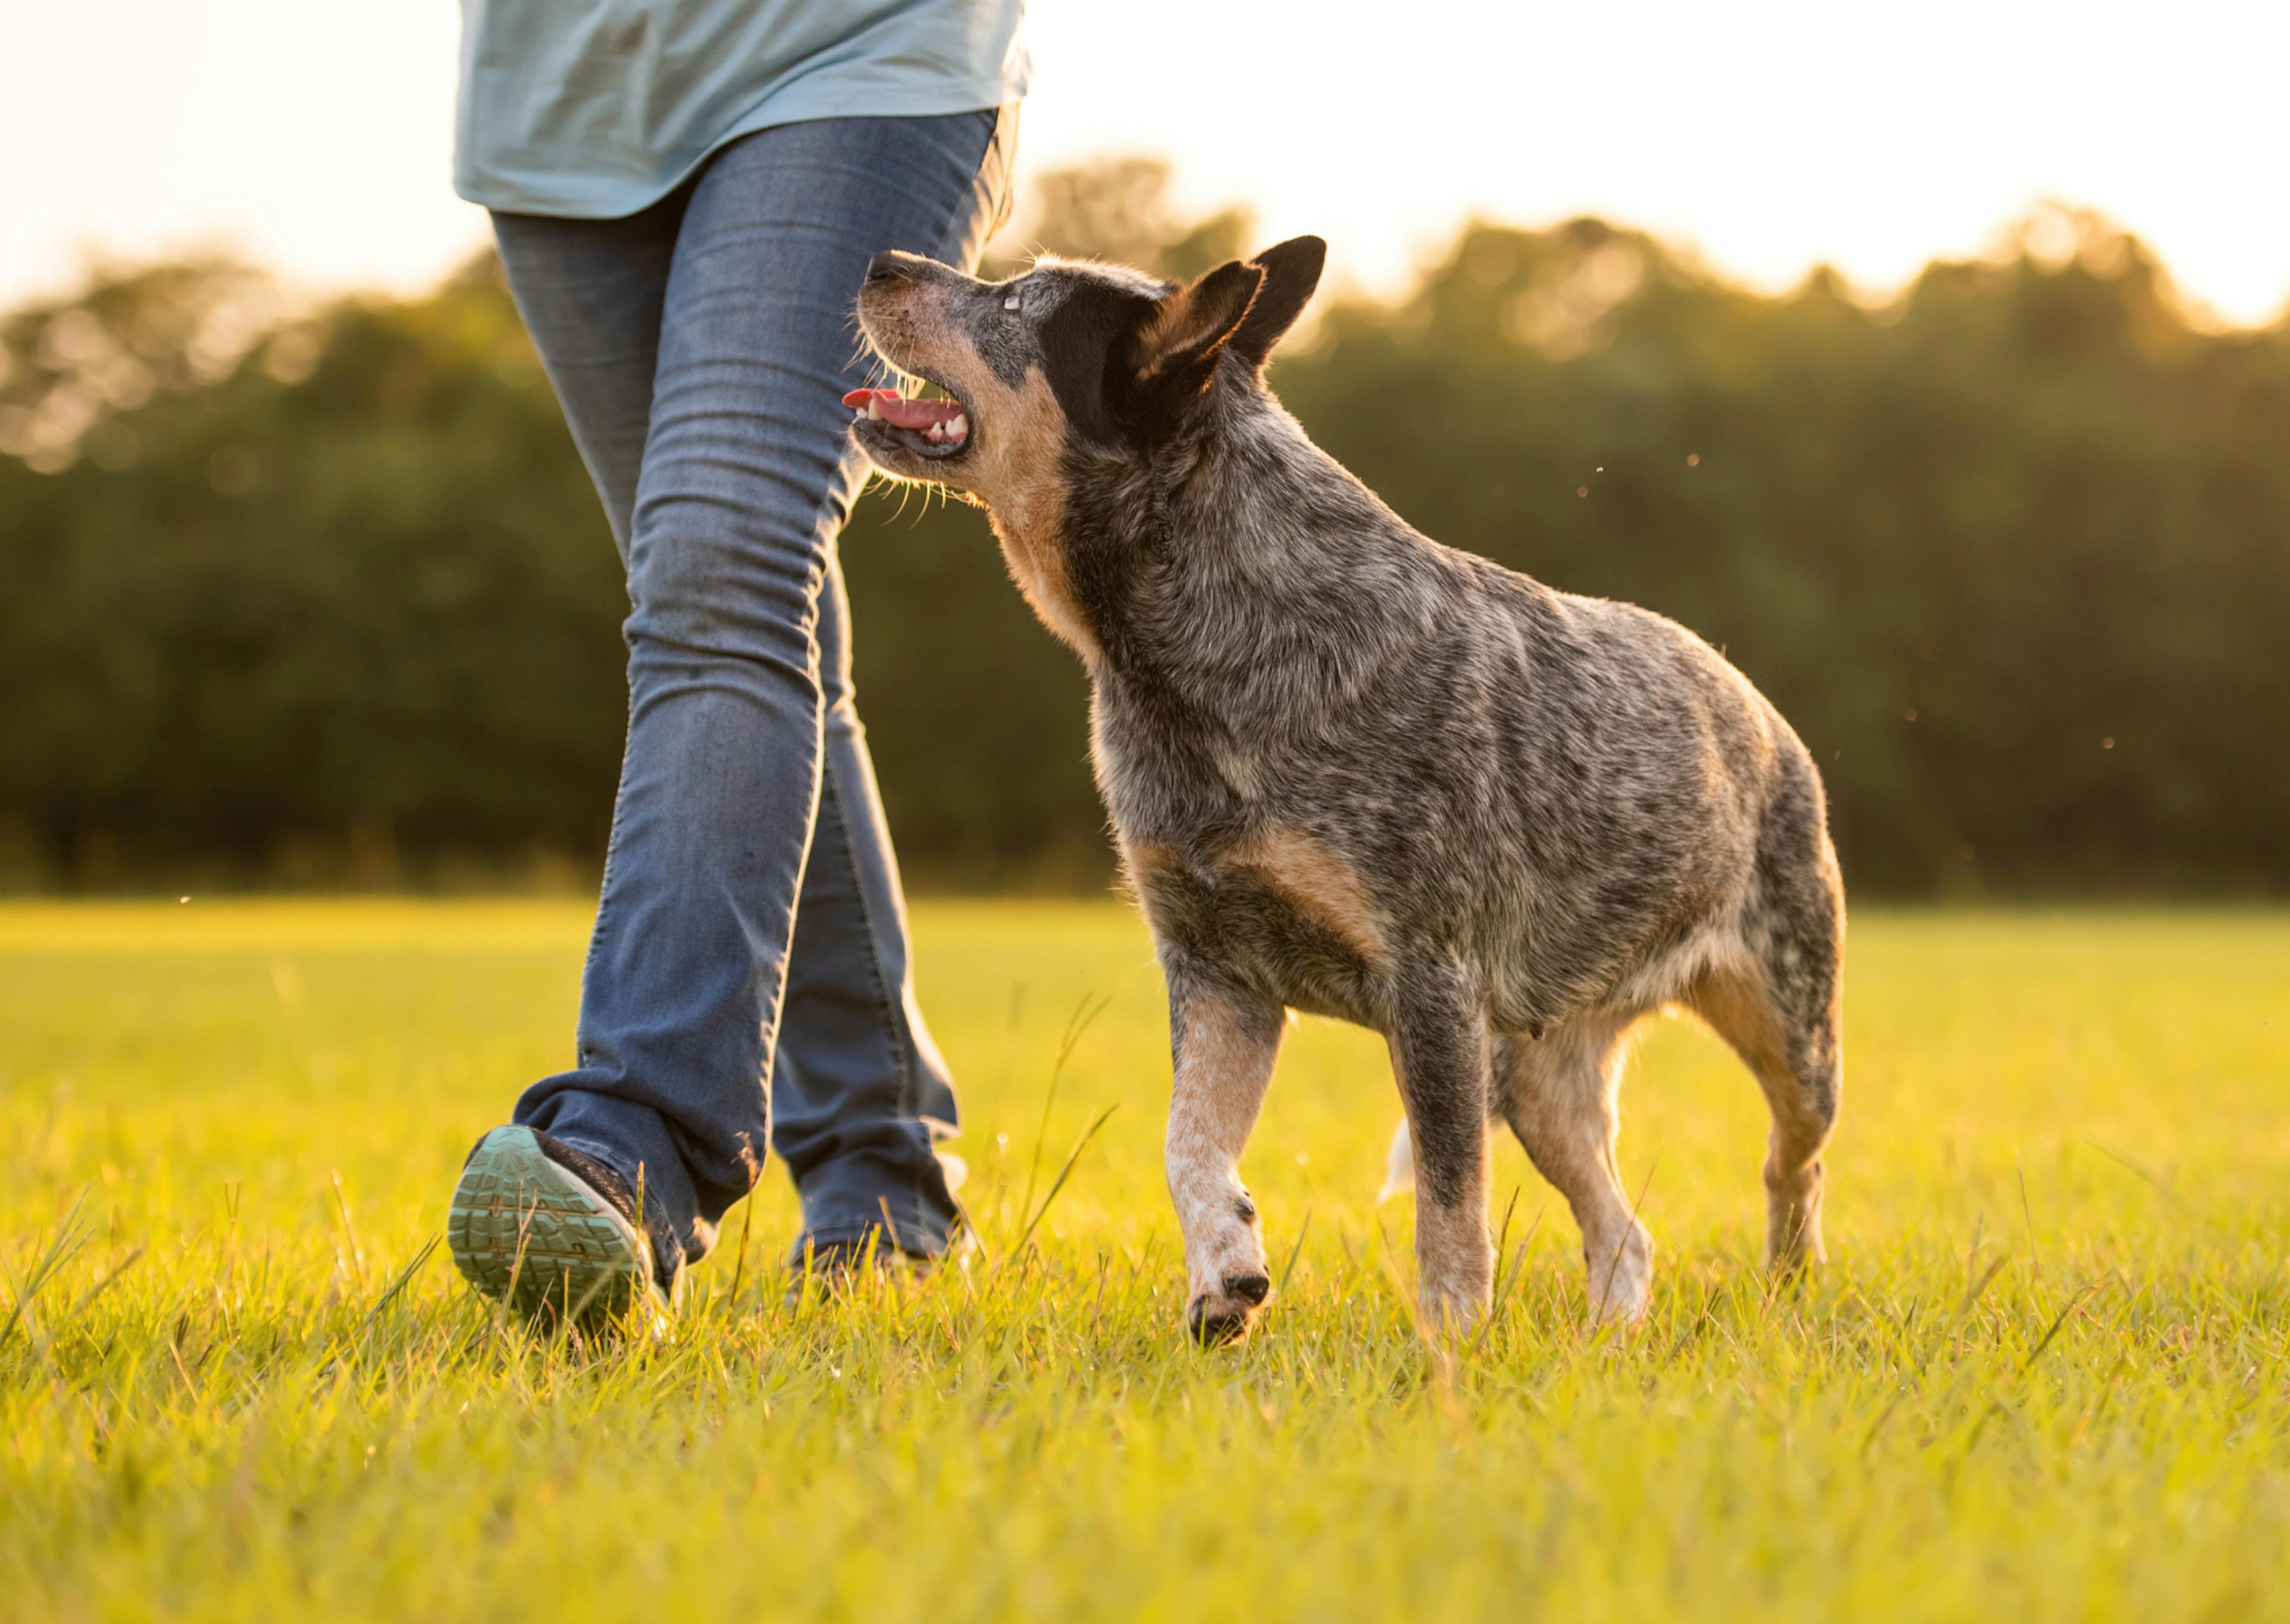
(844, 385, 971, 461)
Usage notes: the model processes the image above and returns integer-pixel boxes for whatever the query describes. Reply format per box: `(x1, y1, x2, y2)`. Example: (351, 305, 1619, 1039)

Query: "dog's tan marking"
(1682, 958, 1790, 1077)
(1115, 836, 1182, 934)
(1119, 837, 1183, 883)
(854, 293, 1098, 660)
(1685, 959, 1833, 1269)
(962, 355, 1096, 660)
(1227, 827, 1389, 965)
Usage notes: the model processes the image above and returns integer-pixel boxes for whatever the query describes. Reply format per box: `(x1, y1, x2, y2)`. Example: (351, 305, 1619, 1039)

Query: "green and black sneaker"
(447, 1126, 682, 1325)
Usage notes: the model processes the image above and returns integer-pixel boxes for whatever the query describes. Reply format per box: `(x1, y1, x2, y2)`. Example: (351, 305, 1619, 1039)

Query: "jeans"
(489, 109, 1014, 1269)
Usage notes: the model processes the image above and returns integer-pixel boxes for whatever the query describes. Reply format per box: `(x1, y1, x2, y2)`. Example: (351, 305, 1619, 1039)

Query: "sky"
(7, 0, 2288, 324)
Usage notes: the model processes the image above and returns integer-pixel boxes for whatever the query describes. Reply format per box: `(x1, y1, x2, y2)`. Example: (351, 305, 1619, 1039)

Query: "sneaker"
(447, 1126, 681, 1323)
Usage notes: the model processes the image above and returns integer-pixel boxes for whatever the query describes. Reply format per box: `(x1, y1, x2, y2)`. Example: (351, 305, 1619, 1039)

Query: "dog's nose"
(865, 252, 920, 285)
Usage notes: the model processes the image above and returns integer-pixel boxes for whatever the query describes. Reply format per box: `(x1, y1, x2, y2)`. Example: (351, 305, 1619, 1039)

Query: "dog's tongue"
(842, 387, 961, 429)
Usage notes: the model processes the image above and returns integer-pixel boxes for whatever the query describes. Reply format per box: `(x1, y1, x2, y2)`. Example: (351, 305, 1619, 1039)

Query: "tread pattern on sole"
(447, 1127, 657, 1321)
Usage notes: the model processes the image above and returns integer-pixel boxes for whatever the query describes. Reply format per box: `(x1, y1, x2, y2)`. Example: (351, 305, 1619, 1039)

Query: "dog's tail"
(1377, 1118, 1414, 1203)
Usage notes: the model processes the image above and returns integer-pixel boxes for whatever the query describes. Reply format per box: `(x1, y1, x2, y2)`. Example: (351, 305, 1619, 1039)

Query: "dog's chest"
(1122, 825, 1390, 1023)
(1091, 676, 1390, 1019)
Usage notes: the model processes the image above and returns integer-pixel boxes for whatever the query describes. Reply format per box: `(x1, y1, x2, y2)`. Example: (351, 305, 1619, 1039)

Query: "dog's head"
(848, 236, 1326, 515)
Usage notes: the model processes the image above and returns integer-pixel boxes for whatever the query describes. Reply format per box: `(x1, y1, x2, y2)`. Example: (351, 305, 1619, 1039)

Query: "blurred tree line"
(2, 162, 2285, 895)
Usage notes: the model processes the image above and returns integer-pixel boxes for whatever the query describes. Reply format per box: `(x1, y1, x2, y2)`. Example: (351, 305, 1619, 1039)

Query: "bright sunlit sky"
(7, 0, 2288, 323)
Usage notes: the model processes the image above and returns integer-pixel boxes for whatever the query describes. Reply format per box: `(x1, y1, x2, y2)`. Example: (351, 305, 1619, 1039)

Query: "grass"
(0, 898, 2285, 1622)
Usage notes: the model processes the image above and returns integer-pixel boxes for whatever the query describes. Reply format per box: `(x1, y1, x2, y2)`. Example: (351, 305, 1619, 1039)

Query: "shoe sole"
(447, 1126, 661, 1322)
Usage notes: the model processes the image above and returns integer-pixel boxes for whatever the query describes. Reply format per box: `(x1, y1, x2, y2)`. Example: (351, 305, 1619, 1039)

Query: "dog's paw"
(1180, 1194, 1271, 1346)
(1187, 1271, 1271, 1346)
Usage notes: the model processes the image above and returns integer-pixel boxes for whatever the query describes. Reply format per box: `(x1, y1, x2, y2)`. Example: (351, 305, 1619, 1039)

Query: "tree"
(4, 181, 2286, 895)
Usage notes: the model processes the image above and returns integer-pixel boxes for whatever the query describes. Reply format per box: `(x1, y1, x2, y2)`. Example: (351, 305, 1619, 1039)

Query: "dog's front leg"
(1389, 971, 1495, 1332)
(1163, 972, 1285, 1344)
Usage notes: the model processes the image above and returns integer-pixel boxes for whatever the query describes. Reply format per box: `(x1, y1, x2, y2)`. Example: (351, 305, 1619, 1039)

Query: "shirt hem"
(456, 77, 1028, 220)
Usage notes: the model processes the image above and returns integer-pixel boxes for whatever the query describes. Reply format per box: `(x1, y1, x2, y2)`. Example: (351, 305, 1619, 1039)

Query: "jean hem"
(787, 1207, 951, 1261)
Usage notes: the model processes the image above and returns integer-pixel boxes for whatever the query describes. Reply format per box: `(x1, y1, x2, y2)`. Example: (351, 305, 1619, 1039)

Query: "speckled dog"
(847, 237, 1845, 1343)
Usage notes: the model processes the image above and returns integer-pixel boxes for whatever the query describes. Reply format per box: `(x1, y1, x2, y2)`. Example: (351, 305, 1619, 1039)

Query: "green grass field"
(1, 900, 2285, 1622)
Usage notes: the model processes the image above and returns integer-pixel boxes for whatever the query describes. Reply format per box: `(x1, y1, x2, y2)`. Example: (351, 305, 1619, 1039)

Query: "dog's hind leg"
(1163, 972, 1286, 1344)
(1388, 965, 1495, 1332)
(1494, 1014, 1654, 1322)
(1689, 802, 1845, 1273)
(1689, 954, 1839, 1273)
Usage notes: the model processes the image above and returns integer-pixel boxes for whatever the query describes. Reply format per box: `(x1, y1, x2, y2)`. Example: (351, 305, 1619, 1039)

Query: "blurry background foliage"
(2, 161, 2286, 895)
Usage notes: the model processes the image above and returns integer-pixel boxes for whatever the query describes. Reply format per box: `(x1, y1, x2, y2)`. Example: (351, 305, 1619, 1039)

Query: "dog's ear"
(1125, 259, 1263, 417)
(1227, 236, 1326, 370)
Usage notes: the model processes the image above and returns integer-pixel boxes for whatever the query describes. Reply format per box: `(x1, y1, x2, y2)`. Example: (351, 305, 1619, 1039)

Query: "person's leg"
(768, 542, 964, 1263)
(505, 110, 1013, 1272)
(486, 202, 678, 561)
(451, 201, 688, 1315)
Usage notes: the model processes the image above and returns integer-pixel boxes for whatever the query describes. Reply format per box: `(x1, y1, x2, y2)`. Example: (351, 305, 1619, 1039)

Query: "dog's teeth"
(867, 399, 882, 420)
(946, 414, 967, 440)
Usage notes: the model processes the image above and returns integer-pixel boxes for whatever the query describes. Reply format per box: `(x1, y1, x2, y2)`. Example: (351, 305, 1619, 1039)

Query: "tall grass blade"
(1011, 1104, 1119, 1258)
(1, 1189, 94, 1350)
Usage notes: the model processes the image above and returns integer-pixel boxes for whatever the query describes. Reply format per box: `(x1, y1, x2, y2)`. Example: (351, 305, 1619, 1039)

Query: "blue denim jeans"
(490, 109, 1013, 1269)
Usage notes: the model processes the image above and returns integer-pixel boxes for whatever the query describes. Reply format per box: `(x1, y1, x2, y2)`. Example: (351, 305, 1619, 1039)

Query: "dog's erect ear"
(1128, 259, 1264, 410)
(1227, 236, 1326, 370)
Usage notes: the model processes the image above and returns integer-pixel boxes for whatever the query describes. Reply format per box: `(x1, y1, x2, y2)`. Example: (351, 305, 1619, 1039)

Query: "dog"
(847, 236, 1845, 1343)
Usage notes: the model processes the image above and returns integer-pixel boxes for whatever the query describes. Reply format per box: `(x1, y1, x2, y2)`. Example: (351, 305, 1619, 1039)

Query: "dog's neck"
(1050, 385, 1446, 754)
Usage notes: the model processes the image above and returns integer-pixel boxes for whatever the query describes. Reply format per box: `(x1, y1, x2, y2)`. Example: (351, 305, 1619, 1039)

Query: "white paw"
(1184, 1210, 1271, 1345)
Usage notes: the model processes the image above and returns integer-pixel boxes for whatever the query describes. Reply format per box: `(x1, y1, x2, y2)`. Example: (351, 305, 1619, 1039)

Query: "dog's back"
(1096, 391, 1836, 1014)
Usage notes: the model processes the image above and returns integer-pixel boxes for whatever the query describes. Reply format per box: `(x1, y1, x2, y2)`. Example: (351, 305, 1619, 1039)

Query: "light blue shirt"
(455, 0, 1029, 216)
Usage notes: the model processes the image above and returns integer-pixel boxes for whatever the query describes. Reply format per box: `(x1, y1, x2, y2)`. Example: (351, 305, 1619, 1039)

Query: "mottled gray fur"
(850, 239, 1845, 1343)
